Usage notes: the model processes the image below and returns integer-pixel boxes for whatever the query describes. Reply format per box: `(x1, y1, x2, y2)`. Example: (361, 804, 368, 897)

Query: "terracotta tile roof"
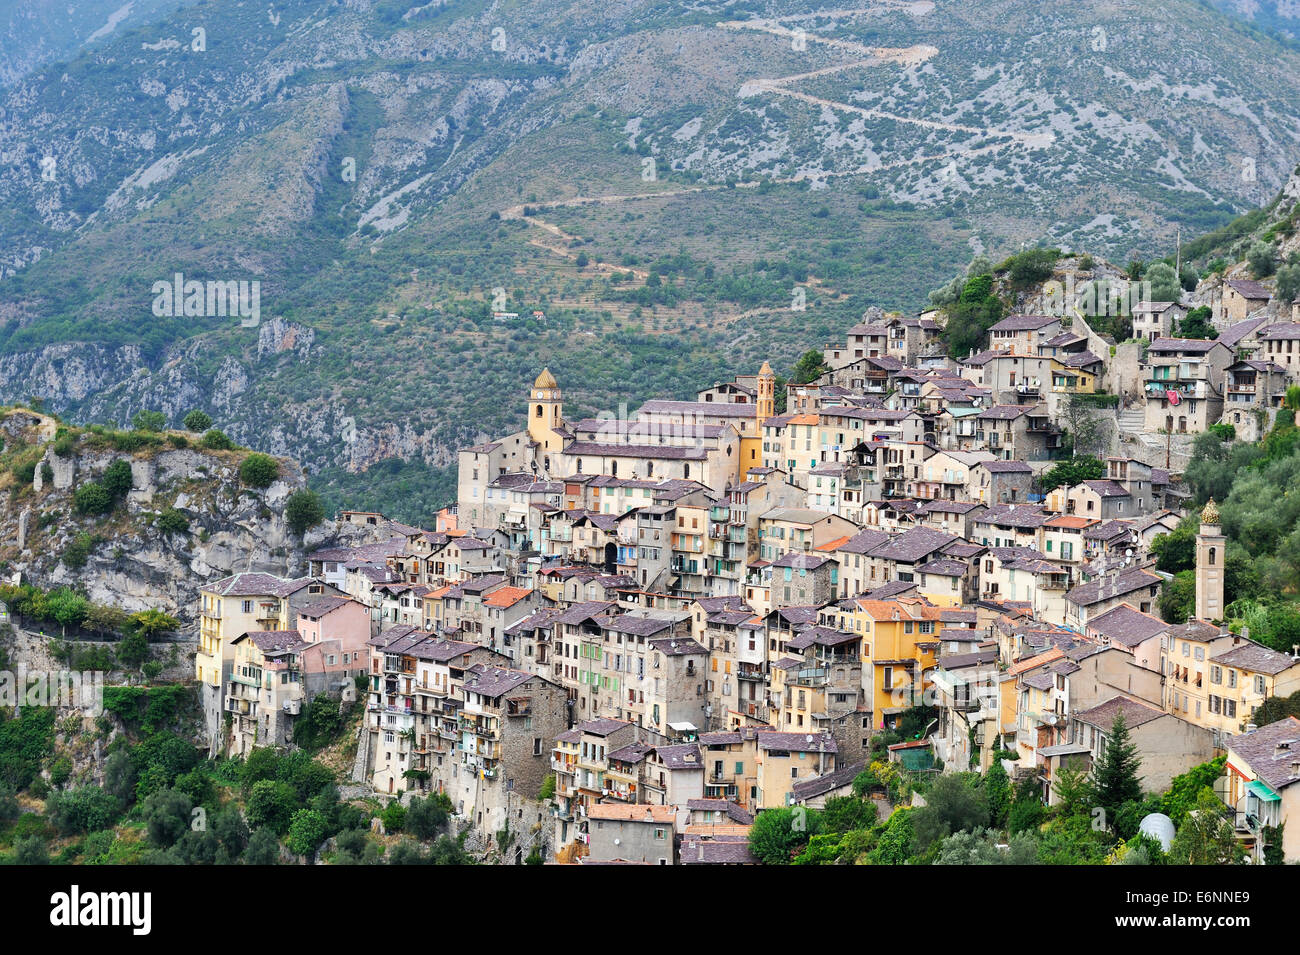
(483, 586, 532, 608)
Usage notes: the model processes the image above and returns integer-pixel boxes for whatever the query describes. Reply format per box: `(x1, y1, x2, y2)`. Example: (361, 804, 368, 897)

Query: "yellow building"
(1163, 622, 1300, 741)
(754, 730, 837, 809)
(195, 573, 303, 689)
(828, 597, 945, 730)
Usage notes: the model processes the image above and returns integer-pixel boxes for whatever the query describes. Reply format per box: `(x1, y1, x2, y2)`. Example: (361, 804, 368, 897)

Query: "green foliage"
(243, 827, 282, 865)
(986, 758, 1011, 829)
(183, 410, 213, 432)
(292, 694, 344, 752)
(156, 507, 190, 535)
(749, 806, 823, 864)
(381, 800, 407, 834)
(239, 453, 280, 488)
(790, 349, 828, 385)
(942, 270, 1005, 358)
(821, 795, 877, 834)
(1150, 516, 1197, 573)
(284, 489, 326, 536)
(201, 429, 235, 451)
(1167, 790, 1244, 864)
(141, 788, 193, 847)
(1001, 247, 1060, 286)
(60, 531, 96, 569)
(287, 809, 330, 856)
(537, 773, 556, 801)
(131, 410, 167, 432)
(933, 828, 1038, 864)
(866, 808, 914, 864)
(0, 707, 55, 790)
(247, 780, 298, 835)
(912, 773, 989, 850)
(1091, 713, 1143, 820)
(115, 630, 150, 671)
(1038, 454, 1105, 492)
(101, 459, 134, 499)
(1177, 305, 1217, 340)
(1008, 776, 1046, 835)
(1159, 571, 1196, 624)
(101, 686, 190, 733)
(130, 608, 180, 639)
(73, 481, 113, 515)
(1246, 240, 1277, 279)
(1144, 262, 1181, 303)
(46, 785, 122, 834)
(1160, 755, 1226, 826)
(406, 792, 454, 840)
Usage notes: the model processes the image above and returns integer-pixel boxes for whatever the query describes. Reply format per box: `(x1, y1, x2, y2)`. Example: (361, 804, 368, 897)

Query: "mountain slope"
(2, 0, 1299, 520)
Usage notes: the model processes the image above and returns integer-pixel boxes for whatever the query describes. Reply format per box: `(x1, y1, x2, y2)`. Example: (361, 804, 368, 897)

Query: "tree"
(406, 792, 453, 840)
(243, 827, 281, 865)
(790, 349, 829, 385)
(201, 429, 235, 451)
(183, 410, 213, 432)
(12, 835, 49, 865)
(986, 758, 1011, 829)
(1144, 262, 1181, 303)
(1159, 571, 1196, 624)
(1058, 397, 1113, 459)
(47, 588, 90, 636)
(1278, 264, 1300, 306)
(287, 809, 330, 857)
(115, 629, 150, 671)
(1039, 453, 1105, 492)
(157, 508, 189, 535)
(246, 780, 297, 835)
(381, 800, 407, 833)
(285, 489, 325, 536)
(1247, 241, 1277, 279)
(130, 608, 179, 640)
(912, 773, 989, 849)
(239, 453, 280, 488)
(1161, 755, 1226, 825)
(47, 786, 122, 834)
(749, 807, 823, 864)
(1177, 305, 1217, 340)
(132, 410, 167, 432)
(1168, 790, 1243, 864)
(1150, 517, 1197, 573)
(142, 788, 193, 848)
(1091, 712, 1143, 820)
(1051, 760, 1093, 817)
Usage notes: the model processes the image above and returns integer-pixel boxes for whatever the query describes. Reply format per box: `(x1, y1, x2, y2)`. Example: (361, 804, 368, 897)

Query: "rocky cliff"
(0, 407, 382, 628)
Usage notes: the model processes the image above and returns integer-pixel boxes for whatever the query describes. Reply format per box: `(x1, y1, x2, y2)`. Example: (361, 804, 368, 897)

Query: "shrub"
(239, 453, 280, 488)
(73, 482, 113, 515)
(156, 508, 189, 535)
(101, 459, 133, 499)
(201, 429, 235, 451)
(381, 800, 407, 833)
(183, 410, 213, 432)
(47, 785, 122, 835)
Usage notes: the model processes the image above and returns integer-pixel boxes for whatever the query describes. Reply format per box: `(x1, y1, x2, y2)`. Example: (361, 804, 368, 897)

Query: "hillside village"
(176, 262, 1300, 865)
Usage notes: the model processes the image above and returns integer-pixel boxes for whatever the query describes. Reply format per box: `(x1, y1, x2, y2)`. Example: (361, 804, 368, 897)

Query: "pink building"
(295, 596, 372, 694)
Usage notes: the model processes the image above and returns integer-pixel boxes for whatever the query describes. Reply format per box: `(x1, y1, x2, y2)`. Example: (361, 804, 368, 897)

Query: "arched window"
(535, 404, 544, 417)
(576, 458, 583, 474)
(683, 463, 690, 479)
(1208, 547, 1216, 566)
